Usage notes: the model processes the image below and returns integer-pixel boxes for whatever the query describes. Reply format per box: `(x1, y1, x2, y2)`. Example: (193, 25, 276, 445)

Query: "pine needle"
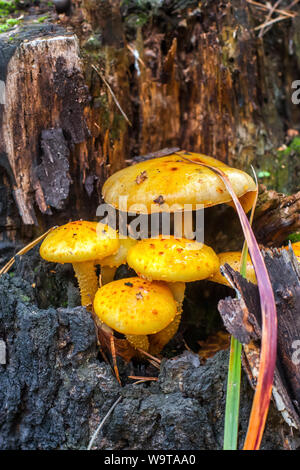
(87, 396, 122, 450)
(0, 226, 57, 276)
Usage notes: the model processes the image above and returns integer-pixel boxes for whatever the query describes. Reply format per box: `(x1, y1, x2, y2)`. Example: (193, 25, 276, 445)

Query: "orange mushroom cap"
(210, 251, 257, 286)
(93, 277, 177, 336)
(40, 221, 119, 263)
(126, 236, 219, 282)
(102, 151, 257, 214)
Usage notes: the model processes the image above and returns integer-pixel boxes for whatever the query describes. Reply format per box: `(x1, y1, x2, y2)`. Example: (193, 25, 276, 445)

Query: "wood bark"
(0, 0, 299, 249)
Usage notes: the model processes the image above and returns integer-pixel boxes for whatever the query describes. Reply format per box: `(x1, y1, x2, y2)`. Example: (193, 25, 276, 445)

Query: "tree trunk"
(0, 0, 299, 254)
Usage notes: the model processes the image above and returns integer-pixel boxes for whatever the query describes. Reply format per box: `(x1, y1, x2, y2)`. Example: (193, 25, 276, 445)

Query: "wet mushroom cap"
(40, 221, 119, 263)
(210, 251, 257, 286)
(126, 236, 219, 282)
(93, 277, 177, 335)
(102, 151, 257, 214)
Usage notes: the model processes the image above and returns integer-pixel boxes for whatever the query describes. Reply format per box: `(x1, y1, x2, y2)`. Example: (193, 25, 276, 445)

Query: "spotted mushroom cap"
(126, 236, 219, 282)
(102, 151, 257, 214)
(282, 242, 300, 262)
(290, 242, 300, 258)
(40, 221, 119, 263)
(209, 251, 257, 286)
(100, 237, 138, 268)
(93, 277, 177, 335)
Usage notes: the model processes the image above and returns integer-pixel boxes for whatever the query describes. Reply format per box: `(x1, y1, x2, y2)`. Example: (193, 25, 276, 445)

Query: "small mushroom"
(209, 243, 300, 288)
(40, 221, 119, 308)
(126, 236, 219, 354)
(93, 277, 177, 352)
(209, 251, 257, 286)
(99, 237, 137, 285)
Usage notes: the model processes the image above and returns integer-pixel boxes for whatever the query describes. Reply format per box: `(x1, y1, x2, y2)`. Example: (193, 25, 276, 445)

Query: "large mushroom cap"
(102, 151, 257, 214)
(126, 236, 219, 282)
(40, 221, 119, 263)
(93, 277, 177, 335)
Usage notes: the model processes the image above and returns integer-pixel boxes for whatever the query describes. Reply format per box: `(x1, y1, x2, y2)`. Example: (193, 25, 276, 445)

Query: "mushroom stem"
(149, 304, 182, 355)
(72, 261, 99, 308)
(167, 281, 186, 304)
(101, 265, 117, 285)
(149, 282, 185, 355)
(126, 334, 149, 352)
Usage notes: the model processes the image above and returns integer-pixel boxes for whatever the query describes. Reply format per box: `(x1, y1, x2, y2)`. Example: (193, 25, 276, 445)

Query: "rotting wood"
(218, 248, 300, 430)
(0, 24, 89, 226)
(1, 0, 300, 251)
(254, 186, 300, 246)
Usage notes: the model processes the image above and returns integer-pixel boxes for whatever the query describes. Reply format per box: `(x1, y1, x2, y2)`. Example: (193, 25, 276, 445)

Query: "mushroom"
(210, 243, 300, 288)
(40, 221, 119, 308)
(102, 151, 257, 214)
(209, 251, 257, 286)
(93, 277, 177, 351)
(99, 237, 137, 285)
(126, 236, 219, 354)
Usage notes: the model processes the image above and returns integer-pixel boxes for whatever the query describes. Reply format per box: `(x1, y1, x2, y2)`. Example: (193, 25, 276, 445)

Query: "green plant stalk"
(224, 335, 242, 449)
(223, 245, 248, 450)
(223, 185, 257, 450)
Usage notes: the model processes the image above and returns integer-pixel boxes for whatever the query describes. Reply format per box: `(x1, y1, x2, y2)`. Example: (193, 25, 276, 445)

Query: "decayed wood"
(254, 186, 300, 246)
(0, 0, 300, 250)
(0, 25, 89, 226)
(218, 248, 300, 430)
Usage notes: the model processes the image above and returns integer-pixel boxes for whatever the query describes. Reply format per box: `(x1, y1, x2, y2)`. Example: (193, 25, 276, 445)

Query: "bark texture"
(0, 267, 299, 449)
(0, 0, 299, 249)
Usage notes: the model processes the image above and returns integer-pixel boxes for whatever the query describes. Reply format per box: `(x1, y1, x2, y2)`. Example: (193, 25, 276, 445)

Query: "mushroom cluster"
(40, 150, 258, 355)
(93, 150, 257, 353)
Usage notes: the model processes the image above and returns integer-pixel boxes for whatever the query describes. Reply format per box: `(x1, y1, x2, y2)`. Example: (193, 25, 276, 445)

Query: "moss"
(257, 137, 300, 194)
(285, 232, 300, 244)
(0, 17, 22, 33)
(0, 0, 17, 14)
(36, 15, 49, 23)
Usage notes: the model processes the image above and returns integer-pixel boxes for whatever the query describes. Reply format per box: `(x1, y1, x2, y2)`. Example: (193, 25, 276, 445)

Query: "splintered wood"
(218, 248, 300, 429)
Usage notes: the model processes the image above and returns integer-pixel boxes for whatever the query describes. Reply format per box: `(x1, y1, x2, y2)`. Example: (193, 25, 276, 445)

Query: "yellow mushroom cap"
(210, 251, 257, 286)
(40, 221, 119, 263)
(102, 151, 257, 214)
(283, 242, 300, 261)
(93, 277, 177, 335)
(290, 242, 300, 258)
(100, 237, 138, 268)
(126, 236, 219, 282)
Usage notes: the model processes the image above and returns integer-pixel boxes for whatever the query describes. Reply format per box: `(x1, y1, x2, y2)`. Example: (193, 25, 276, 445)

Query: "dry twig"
(87, 396, 122, 450)
(91, 64, 132, 126)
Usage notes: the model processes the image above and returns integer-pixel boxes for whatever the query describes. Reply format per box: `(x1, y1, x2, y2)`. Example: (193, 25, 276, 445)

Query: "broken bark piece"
(254, 186, 300, 246)
(218, 248, 300, 430)
(35, 129, 71, 214)
(0, 24, 89, 225)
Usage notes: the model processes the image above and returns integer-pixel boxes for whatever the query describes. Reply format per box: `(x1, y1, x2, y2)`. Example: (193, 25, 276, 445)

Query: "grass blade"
(224, 336, 242, 449)
(180, 154, 277, 450)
